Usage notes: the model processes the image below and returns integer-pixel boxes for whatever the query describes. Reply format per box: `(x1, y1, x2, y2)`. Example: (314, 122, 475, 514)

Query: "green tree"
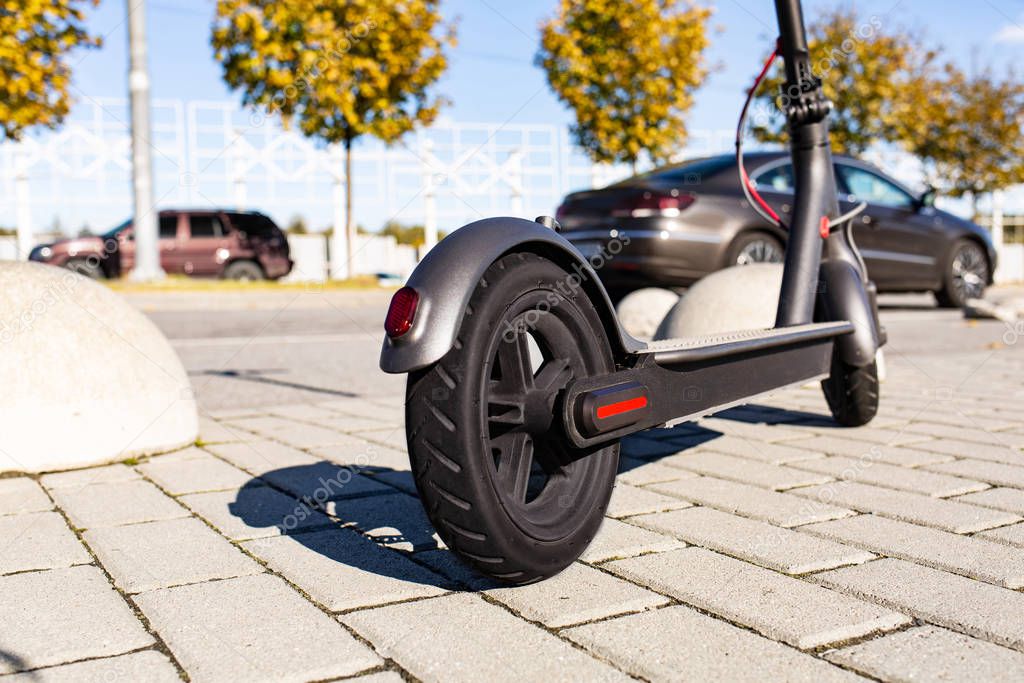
(753, 8, 936, 155)
(0, 0, 100, 140)
(908, 64, 1024, 216)
(538, 0, 711, 172)
(212, 0, 455, 277)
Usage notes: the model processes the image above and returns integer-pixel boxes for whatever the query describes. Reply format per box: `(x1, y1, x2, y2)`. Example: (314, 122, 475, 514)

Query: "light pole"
(126, 0, 164, 281)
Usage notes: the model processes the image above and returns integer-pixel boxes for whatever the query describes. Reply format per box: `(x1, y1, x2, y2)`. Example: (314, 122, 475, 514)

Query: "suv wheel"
(935, 240, 988, 308)
(223, 260, 265, 281)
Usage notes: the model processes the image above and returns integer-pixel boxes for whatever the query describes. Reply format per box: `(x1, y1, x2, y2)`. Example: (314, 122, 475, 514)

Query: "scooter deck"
(638, 321, 853, 364)
(563, 320, 853, 447)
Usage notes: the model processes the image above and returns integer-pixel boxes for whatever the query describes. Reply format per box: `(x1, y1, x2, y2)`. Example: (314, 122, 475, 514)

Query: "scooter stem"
(772, 0, 840, 327)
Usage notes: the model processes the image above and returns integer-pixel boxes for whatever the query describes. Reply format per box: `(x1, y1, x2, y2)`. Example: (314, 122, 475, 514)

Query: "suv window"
(837, 164, 914, 209)
(159, 215, 178, 238)
(752, 163, 794, 193)
(228, 213, 278, 237)
(189, 215, 224, 239)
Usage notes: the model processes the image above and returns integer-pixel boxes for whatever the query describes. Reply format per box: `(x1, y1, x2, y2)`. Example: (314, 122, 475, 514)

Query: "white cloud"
(994, 18, 1024, 43)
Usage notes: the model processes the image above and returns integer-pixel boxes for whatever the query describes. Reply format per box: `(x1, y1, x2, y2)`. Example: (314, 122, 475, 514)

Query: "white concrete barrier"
(0, 261, 197, 472)
(615, 288, 680, 340)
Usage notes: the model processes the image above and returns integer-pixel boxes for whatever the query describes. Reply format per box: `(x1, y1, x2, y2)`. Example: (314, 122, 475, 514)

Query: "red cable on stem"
(737, 43, 783, 226)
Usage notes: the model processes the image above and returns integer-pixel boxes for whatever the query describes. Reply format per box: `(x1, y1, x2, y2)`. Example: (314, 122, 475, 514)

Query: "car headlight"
(37, 246, 53, 260)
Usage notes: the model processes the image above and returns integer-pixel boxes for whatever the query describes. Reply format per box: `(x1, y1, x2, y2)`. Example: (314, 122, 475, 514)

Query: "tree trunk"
(345, 137, 355, 280)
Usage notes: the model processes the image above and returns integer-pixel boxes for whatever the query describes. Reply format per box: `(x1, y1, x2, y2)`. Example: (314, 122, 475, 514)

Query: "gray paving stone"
(50, 479, 189, 529)
(957, 487, 1024, 515)
(314, 415, 398, 434)
(224, 416, 358, 448)
(204, 439, 318, 475)
(791, 480, 1021, 533)
(138, 450, 250, 495)
(180, 486, 333, 541)
(242, 528, 447, 611)
(0, 566, 153, 674)
(605, 484, 691, 518)
(978, 522, 1024, 548)
(84, 517, 262, 593)
(912, 438, 1024, 465)
(650, 476, 854, 527)
(692, 435, 825, 464)
(265, 403, 342, 422)
(927, 458, 1024, 489)
(632, 506, 873, 574)
(616, 458, 695, 486)
(485, 562, 669, 628)
(0, 511, 90, 575)
(817, 426, 934, 447)
(0, 478, 51, 516)
(312, 439, 410, 471)
(564, 605, 860, 682)
(826, 625, 1024, 682)
(412, 548, 503, 591)
(40, 464, 140, 490)
(605, 547, 909, 650)
(580, 518, 685, 563)
(136, 573, 380, 682)
(786, 436, 952, 466)
(326, 492, 443, 552)
(696, 418, 811, 443)
(319, 398, 405, 423)
(790, 456, 988, 497)
(348, 673, 406, 683)
(341, 593, 630, 683)
(0, 650, 180, 682)
(662, 451, 833, 490)
(802, 514, 1024, 588)
(198, 416, 250, 443)
(260, 461, 394, 503)
(814, 558, 1024, 651)
(904, 422, 1024, 447)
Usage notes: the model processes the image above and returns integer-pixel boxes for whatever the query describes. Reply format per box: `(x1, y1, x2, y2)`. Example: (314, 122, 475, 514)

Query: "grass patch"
(105, 274, 391, 293)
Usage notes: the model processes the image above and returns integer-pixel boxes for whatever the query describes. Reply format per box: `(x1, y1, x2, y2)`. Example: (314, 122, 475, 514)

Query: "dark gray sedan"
(557, 152, 996, 307)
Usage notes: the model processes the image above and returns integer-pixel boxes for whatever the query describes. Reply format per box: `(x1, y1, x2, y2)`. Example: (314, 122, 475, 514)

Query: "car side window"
(189, 215, 224, 239)
(159, 216, 178, 238)
(837, 165, 914, 210)
(752, 163, 794, 194)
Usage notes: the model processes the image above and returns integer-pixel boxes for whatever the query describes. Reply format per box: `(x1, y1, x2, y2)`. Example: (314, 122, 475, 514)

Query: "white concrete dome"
(0, 261, 198, 472)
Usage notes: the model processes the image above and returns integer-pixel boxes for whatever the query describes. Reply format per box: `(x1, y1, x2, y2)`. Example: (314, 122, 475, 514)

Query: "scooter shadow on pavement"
(229, 462, 497, 591)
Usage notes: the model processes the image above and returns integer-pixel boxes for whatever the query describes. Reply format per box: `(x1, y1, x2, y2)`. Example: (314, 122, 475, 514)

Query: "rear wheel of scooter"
(821, 354, 879, 427)
(405, 252, 619, 584)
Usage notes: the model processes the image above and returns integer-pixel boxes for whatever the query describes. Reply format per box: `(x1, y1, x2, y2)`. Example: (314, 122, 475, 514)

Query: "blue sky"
(72, 0, 1022, 131)
(20, 0, 1023, 233)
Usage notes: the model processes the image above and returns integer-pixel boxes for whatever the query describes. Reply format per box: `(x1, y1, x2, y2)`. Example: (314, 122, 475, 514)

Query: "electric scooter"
(380, 0, 883, 585)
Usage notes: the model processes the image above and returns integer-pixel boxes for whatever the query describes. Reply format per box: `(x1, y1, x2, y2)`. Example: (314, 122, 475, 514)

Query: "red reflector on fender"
(819, 216, 830, 239)
(385, 286, 419, 338)
(597, 396, 648, 419)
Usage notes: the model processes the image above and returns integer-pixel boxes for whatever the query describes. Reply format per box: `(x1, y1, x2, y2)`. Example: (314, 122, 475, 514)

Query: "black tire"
(727, 231, 785, 266)
(935, 239, 989, 308)
(65, 258, 103, 279)
(821, 354, 879, 427)
(223, 260, 265, 281)
(406, 252, 619, 584)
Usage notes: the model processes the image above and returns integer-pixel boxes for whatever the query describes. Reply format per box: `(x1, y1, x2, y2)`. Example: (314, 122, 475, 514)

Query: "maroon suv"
(28, 210, 293, 280)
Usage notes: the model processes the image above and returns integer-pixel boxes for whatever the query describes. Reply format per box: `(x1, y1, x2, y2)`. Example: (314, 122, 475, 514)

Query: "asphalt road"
(131, 288, 1023, 414)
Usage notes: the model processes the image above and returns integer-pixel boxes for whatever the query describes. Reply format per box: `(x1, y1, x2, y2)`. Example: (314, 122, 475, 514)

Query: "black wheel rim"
(480, 289, 609, 541)
(951, 244, 987, 303)
(736, 239, 783, 265)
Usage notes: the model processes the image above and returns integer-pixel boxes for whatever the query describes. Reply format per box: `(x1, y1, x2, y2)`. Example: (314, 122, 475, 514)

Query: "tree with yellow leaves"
(753, 8, 936, 155)
(538, 0, 711, 173)
(0, 0, 100, 140)
(909, 64, 1024, 216)
(212, 0, 455, 277)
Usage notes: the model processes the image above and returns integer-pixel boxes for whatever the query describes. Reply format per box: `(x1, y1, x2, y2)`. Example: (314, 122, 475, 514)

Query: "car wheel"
(222, 260, 265, 281)
(935, 239, 988, 308)
(64, 258, 103, 279)
(728, 232, 784, 266)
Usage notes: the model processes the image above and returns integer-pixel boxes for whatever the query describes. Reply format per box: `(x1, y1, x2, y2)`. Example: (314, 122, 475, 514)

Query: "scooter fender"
(379, 217, 641, 374)
(816, 259, 881, 367)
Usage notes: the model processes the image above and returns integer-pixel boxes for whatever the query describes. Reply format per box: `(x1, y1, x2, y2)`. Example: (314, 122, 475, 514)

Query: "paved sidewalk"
(3, 334, 1024, 680)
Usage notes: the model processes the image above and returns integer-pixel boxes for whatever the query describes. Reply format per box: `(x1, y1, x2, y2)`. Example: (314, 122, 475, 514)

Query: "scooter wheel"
(821, 354, 879, 427)
(405, 252, 619, 584)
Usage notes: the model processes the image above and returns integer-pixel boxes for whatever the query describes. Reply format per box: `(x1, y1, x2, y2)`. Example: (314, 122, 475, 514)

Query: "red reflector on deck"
(597, 396, 649, 420)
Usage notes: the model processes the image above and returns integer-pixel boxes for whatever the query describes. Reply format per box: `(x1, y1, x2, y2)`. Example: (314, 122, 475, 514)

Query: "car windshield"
(617, 156, 735, 186)
(101, 219, 131, 239)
